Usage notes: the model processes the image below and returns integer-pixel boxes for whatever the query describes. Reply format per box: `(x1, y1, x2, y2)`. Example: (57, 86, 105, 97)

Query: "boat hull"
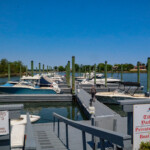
(0, 87, 57, 94)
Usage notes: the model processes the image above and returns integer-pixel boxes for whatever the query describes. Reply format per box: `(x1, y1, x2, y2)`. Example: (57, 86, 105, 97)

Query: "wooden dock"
(0, 94, 72, 102)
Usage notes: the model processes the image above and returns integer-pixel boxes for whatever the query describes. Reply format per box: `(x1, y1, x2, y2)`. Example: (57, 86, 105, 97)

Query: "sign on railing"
(0, 111, 9, 135)
(133, 104, 150, 149)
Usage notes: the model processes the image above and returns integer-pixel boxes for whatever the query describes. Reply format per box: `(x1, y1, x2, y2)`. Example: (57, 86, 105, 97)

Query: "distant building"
(134, 64, 146, 69)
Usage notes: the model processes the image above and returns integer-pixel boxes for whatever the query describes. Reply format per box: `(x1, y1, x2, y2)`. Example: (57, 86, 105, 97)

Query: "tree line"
(0, 59, 26, 74)
(54, 63, 139, 72)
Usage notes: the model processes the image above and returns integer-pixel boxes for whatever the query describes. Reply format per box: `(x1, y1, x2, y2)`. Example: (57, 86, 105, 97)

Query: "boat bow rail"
(53, 113, 132, 150)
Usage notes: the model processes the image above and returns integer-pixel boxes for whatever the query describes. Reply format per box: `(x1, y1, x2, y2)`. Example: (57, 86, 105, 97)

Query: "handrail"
(53, 113, 132, 149)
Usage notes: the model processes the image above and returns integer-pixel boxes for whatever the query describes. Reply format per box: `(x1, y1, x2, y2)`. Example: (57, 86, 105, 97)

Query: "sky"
(0, 0, 150, 68)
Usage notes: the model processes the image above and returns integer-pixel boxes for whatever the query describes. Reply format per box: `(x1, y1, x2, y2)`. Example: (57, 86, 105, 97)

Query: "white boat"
(96, 92, 148, 104)
(80, 77, 120, 85)
(11, 114, 40, 126)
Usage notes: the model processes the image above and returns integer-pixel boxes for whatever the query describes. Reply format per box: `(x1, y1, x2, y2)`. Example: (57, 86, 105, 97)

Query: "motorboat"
(11, 114, 40, 126)
(0, 74, 61, 94)
(95, 82, 146, 104)
(80, 74, 120, 85)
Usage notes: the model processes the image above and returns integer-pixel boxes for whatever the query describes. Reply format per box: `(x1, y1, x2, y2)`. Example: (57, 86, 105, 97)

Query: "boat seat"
(117, 82, 142, 96)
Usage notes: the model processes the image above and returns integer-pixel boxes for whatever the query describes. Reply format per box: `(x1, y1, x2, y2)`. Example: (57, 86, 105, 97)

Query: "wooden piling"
(31, 60, 34, 77)
(68, 61, 70, 87)
(43, 64, 44, 73)
(105, 61, 107, 87)
(66, 62, 68, 85)
(94, 64, 96, 85)
(137, 61, 140, 83)
(72, 56, 75, 95)
(147, 57, 150, 94)
(39, 63, 41, 74)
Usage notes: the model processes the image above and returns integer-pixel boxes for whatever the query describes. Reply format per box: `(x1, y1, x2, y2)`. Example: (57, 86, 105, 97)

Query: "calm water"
(0, 102, 87, 123)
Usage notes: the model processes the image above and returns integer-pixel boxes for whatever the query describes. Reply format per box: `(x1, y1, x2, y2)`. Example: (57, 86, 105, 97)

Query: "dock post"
(147, 57, 150, 95)
(105, 61, 107, 87)
(31, 61, 33, 76)
(43, 64, 44, 73)
(20, 64, 22, 78)
(137, 61, 140, 83)
(94, 64, 96, 85)
(89, 66, 91, 79)
(39, 63, 41, 74)
(26, 66, 28, 76)
(72, 56, 75, 95)
(111, 66, 113, 78)
(66, 62, 69, 85)
(68, 61, 70, 87)
(121, 64, 123, 81)
(8, 63, 10, 81)
(47, 65, 48, 73)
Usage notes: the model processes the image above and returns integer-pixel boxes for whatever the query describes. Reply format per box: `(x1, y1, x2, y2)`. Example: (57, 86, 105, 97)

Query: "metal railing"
(53, 113, 132, 150)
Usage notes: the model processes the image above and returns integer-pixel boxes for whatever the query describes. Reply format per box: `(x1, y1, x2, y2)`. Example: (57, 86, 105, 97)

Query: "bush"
(140, 141, 150, 150)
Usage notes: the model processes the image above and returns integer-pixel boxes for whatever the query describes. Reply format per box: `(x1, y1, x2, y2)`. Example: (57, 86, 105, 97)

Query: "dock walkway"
(77, 89, 127, 135)
(33, 123, 67, 150)
(0, 94, 72, 102)
(77, 89, 117, 117)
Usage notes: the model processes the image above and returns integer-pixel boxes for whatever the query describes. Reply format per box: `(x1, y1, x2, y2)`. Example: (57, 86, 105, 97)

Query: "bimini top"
(21, 74, 41, 80)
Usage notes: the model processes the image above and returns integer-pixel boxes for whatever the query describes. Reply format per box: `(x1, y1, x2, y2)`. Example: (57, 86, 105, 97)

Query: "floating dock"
(0, 94, 72, 102)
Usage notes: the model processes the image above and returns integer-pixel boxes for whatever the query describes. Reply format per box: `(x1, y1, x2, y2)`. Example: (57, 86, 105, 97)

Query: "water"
(3, 102, 87, 123)
(0, 76, 19, 85)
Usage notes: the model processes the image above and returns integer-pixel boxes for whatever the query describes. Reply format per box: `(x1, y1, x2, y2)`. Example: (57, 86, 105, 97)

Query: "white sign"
(133, 104, 150, 150)
(0, 111, 9, 135)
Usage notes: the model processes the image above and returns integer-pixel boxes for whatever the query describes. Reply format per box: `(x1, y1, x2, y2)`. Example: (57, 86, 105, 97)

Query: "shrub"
(140, 141, 150, 150)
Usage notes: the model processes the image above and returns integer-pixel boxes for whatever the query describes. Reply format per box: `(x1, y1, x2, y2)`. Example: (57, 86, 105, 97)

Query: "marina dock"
(0, 94, 72, 102)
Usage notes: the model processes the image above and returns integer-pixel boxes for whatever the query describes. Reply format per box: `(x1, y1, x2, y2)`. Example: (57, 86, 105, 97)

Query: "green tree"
(58, 66, 65, 71)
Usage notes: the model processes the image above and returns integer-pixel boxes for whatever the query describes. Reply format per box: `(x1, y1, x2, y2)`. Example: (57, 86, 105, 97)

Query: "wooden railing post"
(82, 131, 87, 150)
(66, 124, 69, 149)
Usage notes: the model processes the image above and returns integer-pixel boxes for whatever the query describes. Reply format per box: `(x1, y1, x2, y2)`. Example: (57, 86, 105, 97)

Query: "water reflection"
(20, 102, 87, 123)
